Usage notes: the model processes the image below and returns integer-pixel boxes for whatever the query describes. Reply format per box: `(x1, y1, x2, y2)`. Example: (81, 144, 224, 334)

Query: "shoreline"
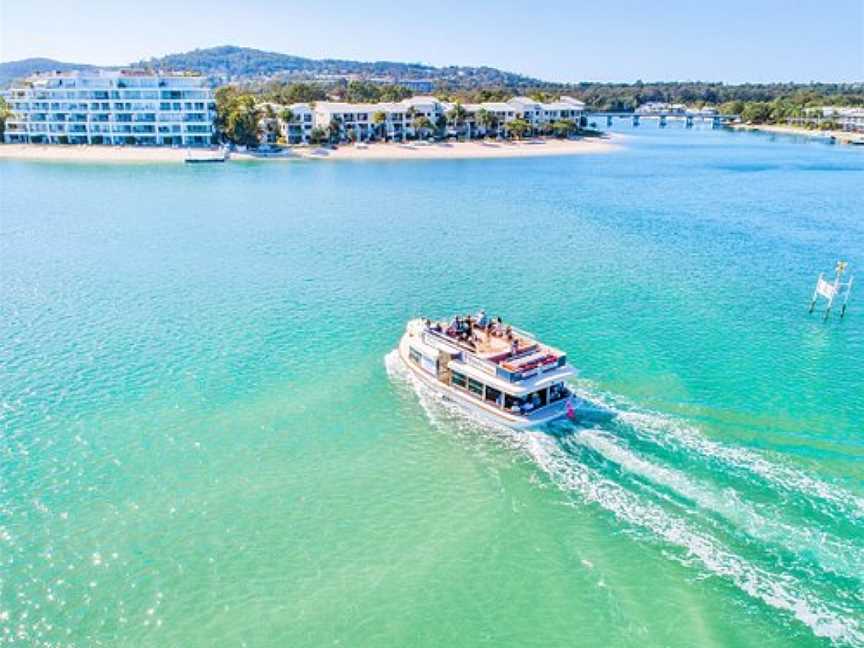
(731, 123, 864, 145)
(0, 137, 620, 164)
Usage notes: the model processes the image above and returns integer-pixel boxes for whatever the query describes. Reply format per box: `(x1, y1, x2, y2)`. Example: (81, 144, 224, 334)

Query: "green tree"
(379, 85, 413, 102)
(446, 102, 468, 139)
(507, 118, 530, 139)
(327, 116, 343, 144)
(345, 80, 381, 103)
(412, 115, 433, 139)
(272, 82, 326, 105)
(475, 108, 496, 136)
(551, 119, 577, 138)
(309, 127, 327, 145)
(372, 111, 388, 141)
(740, 102, 772, 124)
(434, 114, 448, 137)
(0, 97, 11, 139)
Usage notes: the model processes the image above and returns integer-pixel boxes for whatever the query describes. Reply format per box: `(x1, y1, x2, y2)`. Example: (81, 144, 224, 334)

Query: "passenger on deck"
(476, 310, 489, 328)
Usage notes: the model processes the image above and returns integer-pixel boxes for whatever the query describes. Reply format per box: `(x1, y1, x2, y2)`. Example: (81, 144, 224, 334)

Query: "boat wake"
(384, 350, 864, 647)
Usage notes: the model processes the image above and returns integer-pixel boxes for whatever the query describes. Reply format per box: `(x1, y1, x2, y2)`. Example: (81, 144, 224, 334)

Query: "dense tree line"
(212, 79, 864, 146)
(437, 82, 864, 113)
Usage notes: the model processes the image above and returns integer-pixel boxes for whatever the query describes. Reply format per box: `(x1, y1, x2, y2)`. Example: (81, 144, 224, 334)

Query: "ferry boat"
(398, 313, 576, 428)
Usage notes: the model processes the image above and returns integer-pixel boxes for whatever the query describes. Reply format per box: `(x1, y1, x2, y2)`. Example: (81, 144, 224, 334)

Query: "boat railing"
(421, 329, 464, 355)
(464, 353, 499, 376)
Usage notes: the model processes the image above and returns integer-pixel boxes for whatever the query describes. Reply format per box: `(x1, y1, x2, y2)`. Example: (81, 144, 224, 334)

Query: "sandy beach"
(731, 123, 864, 145)
(0, 137, 620, 164)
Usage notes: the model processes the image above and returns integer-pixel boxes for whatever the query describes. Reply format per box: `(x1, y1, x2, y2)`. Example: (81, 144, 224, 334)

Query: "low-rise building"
(262, 94, 585, 144)
(819, 106, 864, 132)
(3, 69, 216, 146)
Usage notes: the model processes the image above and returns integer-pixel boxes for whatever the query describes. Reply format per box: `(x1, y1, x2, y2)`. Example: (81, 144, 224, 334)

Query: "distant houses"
(635, 102, 718, 116)
(3, 70, 216, 146)
(813, 106, 864, 132)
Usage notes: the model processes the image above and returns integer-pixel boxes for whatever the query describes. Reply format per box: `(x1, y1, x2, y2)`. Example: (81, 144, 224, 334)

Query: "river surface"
(1, 126, 863, 647)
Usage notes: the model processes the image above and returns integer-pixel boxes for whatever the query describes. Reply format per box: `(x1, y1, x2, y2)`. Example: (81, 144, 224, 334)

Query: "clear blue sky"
(1, 0, 862, 83)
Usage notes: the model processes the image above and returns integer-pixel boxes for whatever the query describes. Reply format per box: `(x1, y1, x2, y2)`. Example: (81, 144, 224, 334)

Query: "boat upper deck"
(416, 313, 569, 384)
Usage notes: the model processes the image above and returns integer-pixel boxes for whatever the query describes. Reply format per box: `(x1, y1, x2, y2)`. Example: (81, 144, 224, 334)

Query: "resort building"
(257, 95, 586, 144)
(818, 106, 864, 132)
(3, 69, 216, 146)
(257, 102, 314, 145)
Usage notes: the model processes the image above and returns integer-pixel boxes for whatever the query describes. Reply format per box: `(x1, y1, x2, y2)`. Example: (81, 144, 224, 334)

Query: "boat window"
(549, 382, 569, 402)
(467, 378, 484, 397)
(485, 386, 502, 405)
(524, 390, 548, 409)
(409, 347, 422, 365)
(451, 371, 467, 388)
(504, 393, 526, 413)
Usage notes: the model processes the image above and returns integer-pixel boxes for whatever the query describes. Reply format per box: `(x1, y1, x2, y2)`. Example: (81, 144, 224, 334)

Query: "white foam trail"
(571, 385, 864, 522)
(527, 432, 864, 647)
(386, 352, 864, 646)
(572, 429, 864, 581)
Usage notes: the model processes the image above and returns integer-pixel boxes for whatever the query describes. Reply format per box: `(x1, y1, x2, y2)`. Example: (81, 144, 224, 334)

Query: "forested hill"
(133, 45, 549, 88)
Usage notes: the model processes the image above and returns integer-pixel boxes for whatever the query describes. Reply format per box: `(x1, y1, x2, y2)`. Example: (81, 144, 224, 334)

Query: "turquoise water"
(1, 126, 862, 647)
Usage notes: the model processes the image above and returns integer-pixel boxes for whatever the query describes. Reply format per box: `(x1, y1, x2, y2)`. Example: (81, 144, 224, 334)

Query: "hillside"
(0, 58, 101, 86)
(133, 45, 551, 88)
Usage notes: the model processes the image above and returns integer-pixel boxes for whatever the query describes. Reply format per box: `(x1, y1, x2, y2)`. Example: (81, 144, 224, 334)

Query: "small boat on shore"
(398, 313, 577, 428)
(184, 147, 228, 164)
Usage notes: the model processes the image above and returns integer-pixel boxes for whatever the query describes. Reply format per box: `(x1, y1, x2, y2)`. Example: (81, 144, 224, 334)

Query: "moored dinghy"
(398, 312, 577, 428)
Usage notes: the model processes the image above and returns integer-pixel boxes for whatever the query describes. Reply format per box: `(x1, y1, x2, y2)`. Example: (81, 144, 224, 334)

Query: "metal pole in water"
(841, 276, 853, 318)
(809, 272, 822, 313)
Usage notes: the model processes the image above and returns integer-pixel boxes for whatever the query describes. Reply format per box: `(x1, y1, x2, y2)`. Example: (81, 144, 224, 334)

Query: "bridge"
(587, 112, 738, 128)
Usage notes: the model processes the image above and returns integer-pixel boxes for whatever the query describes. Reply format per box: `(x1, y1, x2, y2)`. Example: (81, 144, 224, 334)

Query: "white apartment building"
(3, 69, 216, 146)
(507, 96, 585, 129)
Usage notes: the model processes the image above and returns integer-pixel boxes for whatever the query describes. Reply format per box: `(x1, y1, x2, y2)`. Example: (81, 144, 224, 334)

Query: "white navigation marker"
(809, 261, 854, 320)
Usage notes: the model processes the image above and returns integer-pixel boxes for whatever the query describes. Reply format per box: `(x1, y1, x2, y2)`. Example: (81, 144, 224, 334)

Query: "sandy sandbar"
(0, 137, 620, 165)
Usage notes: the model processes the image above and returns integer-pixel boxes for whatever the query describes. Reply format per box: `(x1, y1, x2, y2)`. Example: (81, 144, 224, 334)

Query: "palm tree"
(475, 108, 495, 138)
(434, 114, 447, 138)
(507, 118, 530, 140)
(327, 116, 343, 144)
(446, 102, 468, 140)
(412, 115, 433, 140)
(372, 110, 387, 141)
(406, 107, 418, 139)
(277, 108, 295, 144)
